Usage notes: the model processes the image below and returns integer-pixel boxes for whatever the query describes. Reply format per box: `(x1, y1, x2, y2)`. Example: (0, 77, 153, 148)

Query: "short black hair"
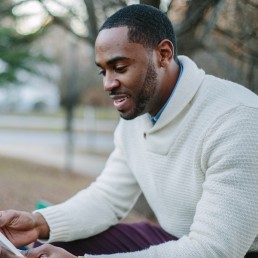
(100, 4, 179, 63)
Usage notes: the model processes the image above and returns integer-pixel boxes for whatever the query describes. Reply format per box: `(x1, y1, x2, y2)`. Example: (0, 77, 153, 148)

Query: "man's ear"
(156, 39, 174, 68)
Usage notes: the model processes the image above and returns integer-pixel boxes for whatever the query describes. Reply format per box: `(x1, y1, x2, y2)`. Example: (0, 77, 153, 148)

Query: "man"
(1, 4, 258, 258)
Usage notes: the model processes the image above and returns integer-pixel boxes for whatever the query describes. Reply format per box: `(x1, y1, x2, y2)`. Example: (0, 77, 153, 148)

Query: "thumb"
(0, 246, 18, 258)
(21, 246, 47, 258)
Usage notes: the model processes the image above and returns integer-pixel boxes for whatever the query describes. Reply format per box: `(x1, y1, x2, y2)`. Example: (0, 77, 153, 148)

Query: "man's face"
(95, 27, 159, 120)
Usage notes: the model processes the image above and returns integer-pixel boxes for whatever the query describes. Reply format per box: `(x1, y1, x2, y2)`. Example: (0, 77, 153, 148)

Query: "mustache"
(109, 90, 128, 96)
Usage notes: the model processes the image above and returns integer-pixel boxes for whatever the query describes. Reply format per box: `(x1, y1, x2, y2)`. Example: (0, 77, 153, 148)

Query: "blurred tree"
(1, 0, 257, 93)
(1, 0, 256, 213)
(167, 0, 258, 93)
(0, 0, 51, 86)
(140, 0, 160, 8)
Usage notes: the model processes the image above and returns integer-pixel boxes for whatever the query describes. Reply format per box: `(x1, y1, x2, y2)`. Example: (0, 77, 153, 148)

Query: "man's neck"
(149, 61, 183, 125)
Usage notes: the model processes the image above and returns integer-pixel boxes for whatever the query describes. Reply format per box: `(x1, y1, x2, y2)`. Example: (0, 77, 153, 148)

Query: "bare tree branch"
(0, 0, 34, 19)
(140, 0, 161, 8)
(241, 0, 258, 8)
(214, 25, 258, 47)
(83, 0, 98, 43)
(175, 0, 222, 55)
(50, 16, 92, 43)
(199, 0, 225, 42)
(176, 0, 220, 36)
(49, 0, 81, 18)
(34, 0, 95, 45)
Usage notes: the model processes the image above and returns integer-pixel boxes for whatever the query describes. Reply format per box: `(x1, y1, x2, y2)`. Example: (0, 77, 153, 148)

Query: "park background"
(0, 0, 257, 220)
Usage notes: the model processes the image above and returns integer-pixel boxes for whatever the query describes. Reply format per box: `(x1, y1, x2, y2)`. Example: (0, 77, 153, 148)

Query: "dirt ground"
(0, 155, 93, 211)
(0, 155, 147, 222)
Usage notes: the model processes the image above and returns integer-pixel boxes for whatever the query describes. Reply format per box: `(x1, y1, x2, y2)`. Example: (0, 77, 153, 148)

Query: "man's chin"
(118, 108, 145, 120)
(119, 113, 136, 120)
(118, 109, 137, 120)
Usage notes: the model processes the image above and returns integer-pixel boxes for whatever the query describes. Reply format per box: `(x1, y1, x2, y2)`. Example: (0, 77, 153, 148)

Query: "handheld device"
(0, 232, 24, 257)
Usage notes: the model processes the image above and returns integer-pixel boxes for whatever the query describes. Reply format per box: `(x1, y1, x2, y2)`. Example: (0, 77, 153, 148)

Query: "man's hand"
(0, 210, 50, 247)
(22, 244, 77, 258)
(0, 246, 20, 258)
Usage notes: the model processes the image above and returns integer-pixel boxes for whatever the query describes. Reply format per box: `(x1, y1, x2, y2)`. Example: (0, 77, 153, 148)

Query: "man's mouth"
(110, 93, 130, 110)
(114, 96, 129, 104)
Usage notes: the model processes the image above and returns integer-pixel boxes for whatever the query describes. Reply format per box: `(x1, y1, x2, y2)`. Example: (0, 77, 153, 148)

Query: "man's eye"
(115, 66, 126, 73)
(98, 70, 106, 76)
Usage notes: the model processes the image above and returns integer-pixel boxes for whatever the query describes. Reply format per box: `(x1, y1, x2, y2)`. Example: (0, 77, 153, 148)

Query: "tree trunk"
(176, 0, 221, 55)
(140, 0, 161, 9)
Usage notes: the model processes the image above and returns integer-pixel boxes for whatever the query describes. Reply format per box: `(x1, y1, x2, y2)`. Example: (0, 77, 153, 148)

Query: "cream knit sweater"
(37, 56, 258, 258)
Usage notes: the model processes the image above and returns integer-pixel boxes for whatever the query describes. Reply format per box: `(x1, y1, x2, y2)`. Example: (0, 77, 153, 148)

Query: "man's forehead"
(96, 27, 129, 47)
(95, 27, 143, 63)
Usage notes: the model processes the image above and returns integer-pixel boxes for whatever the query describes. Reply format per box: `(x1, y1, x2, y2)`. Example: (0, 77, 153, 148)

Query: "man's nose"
(103, 73, 119, 92)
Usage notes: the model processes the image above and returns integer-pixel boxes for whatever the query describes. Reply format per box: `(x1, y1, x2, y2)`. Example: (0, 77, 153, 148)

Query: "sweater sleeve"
(35, 122, 141, 243)
(84, 106, 258, 258)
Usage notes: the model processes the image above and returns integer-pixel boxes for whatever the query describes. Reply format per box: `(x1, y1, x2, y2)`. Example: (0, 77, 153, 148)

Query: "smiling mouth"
(109, 93, 130, 110)
(109, 92, 129, 102)
(114, 96, 129, 104)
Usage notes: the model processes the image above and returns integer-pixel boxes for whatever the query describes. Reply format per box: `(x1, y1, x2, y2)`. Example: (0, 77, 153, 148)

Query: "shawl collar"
(141, 56, 205, 132)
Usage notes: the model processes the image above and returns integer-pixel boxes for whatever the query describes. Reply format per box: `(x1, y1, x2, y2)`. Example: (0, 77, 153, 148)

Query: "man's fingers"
(0, 211, 10, 227)
(21, 244, 76, 258)
(22, 247, 43, 258)
(0, 210, 18, 228)
(21, 245, 52, 258)
(0, 246, 18, 258)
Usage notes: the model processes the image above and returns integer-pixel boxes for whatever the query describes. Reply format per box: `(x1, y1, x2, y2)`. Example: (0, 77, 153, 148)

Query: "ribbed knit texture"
(37, 56, 258, 258)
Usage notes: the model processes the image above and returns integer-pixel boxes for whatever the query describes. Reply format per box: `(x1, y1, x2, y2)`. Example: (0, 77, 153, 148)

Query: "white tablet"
(0, 232, 24, 257)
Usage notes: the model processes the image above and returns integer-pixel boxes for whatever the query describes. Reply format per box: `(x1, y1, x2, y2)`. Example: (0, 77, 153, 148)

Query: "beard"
(121, 59, 158, 120)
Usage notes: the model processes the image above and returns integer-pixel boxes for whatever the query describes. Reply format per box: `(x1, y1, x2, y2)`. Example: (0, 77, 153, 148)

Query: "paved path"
(0, 144, 109, 178)
(0, 114, 154, 220)
(0, 115, 118, 178)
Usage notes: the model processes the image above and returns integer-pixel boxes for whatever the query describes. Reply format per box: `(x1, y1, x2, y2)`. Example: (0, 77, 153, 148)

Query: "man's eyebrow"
(95, 56, 130, 67)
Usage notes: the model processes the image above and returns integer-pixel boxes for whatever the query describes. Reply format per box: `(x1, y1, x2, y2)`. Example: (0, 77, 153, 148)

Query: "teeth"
(116, 96, 128, 103)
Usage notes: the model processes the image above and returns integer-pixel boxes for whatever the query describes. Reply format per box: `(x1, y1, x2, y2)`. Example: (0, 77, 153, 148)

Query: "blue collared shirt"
(149, 62, 183, 125)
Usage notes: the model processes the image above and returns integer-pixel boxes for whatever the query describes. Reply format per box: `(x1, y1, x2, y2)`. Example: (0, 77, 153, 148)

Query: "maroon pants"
(50, 222, 176, 255)
(37, 222, 258, 257)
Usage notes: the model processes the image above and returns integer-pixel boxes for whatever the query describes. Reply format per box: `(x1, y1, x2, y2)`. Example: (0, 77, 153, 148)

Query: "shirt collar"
(149, 62, 183, 125)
